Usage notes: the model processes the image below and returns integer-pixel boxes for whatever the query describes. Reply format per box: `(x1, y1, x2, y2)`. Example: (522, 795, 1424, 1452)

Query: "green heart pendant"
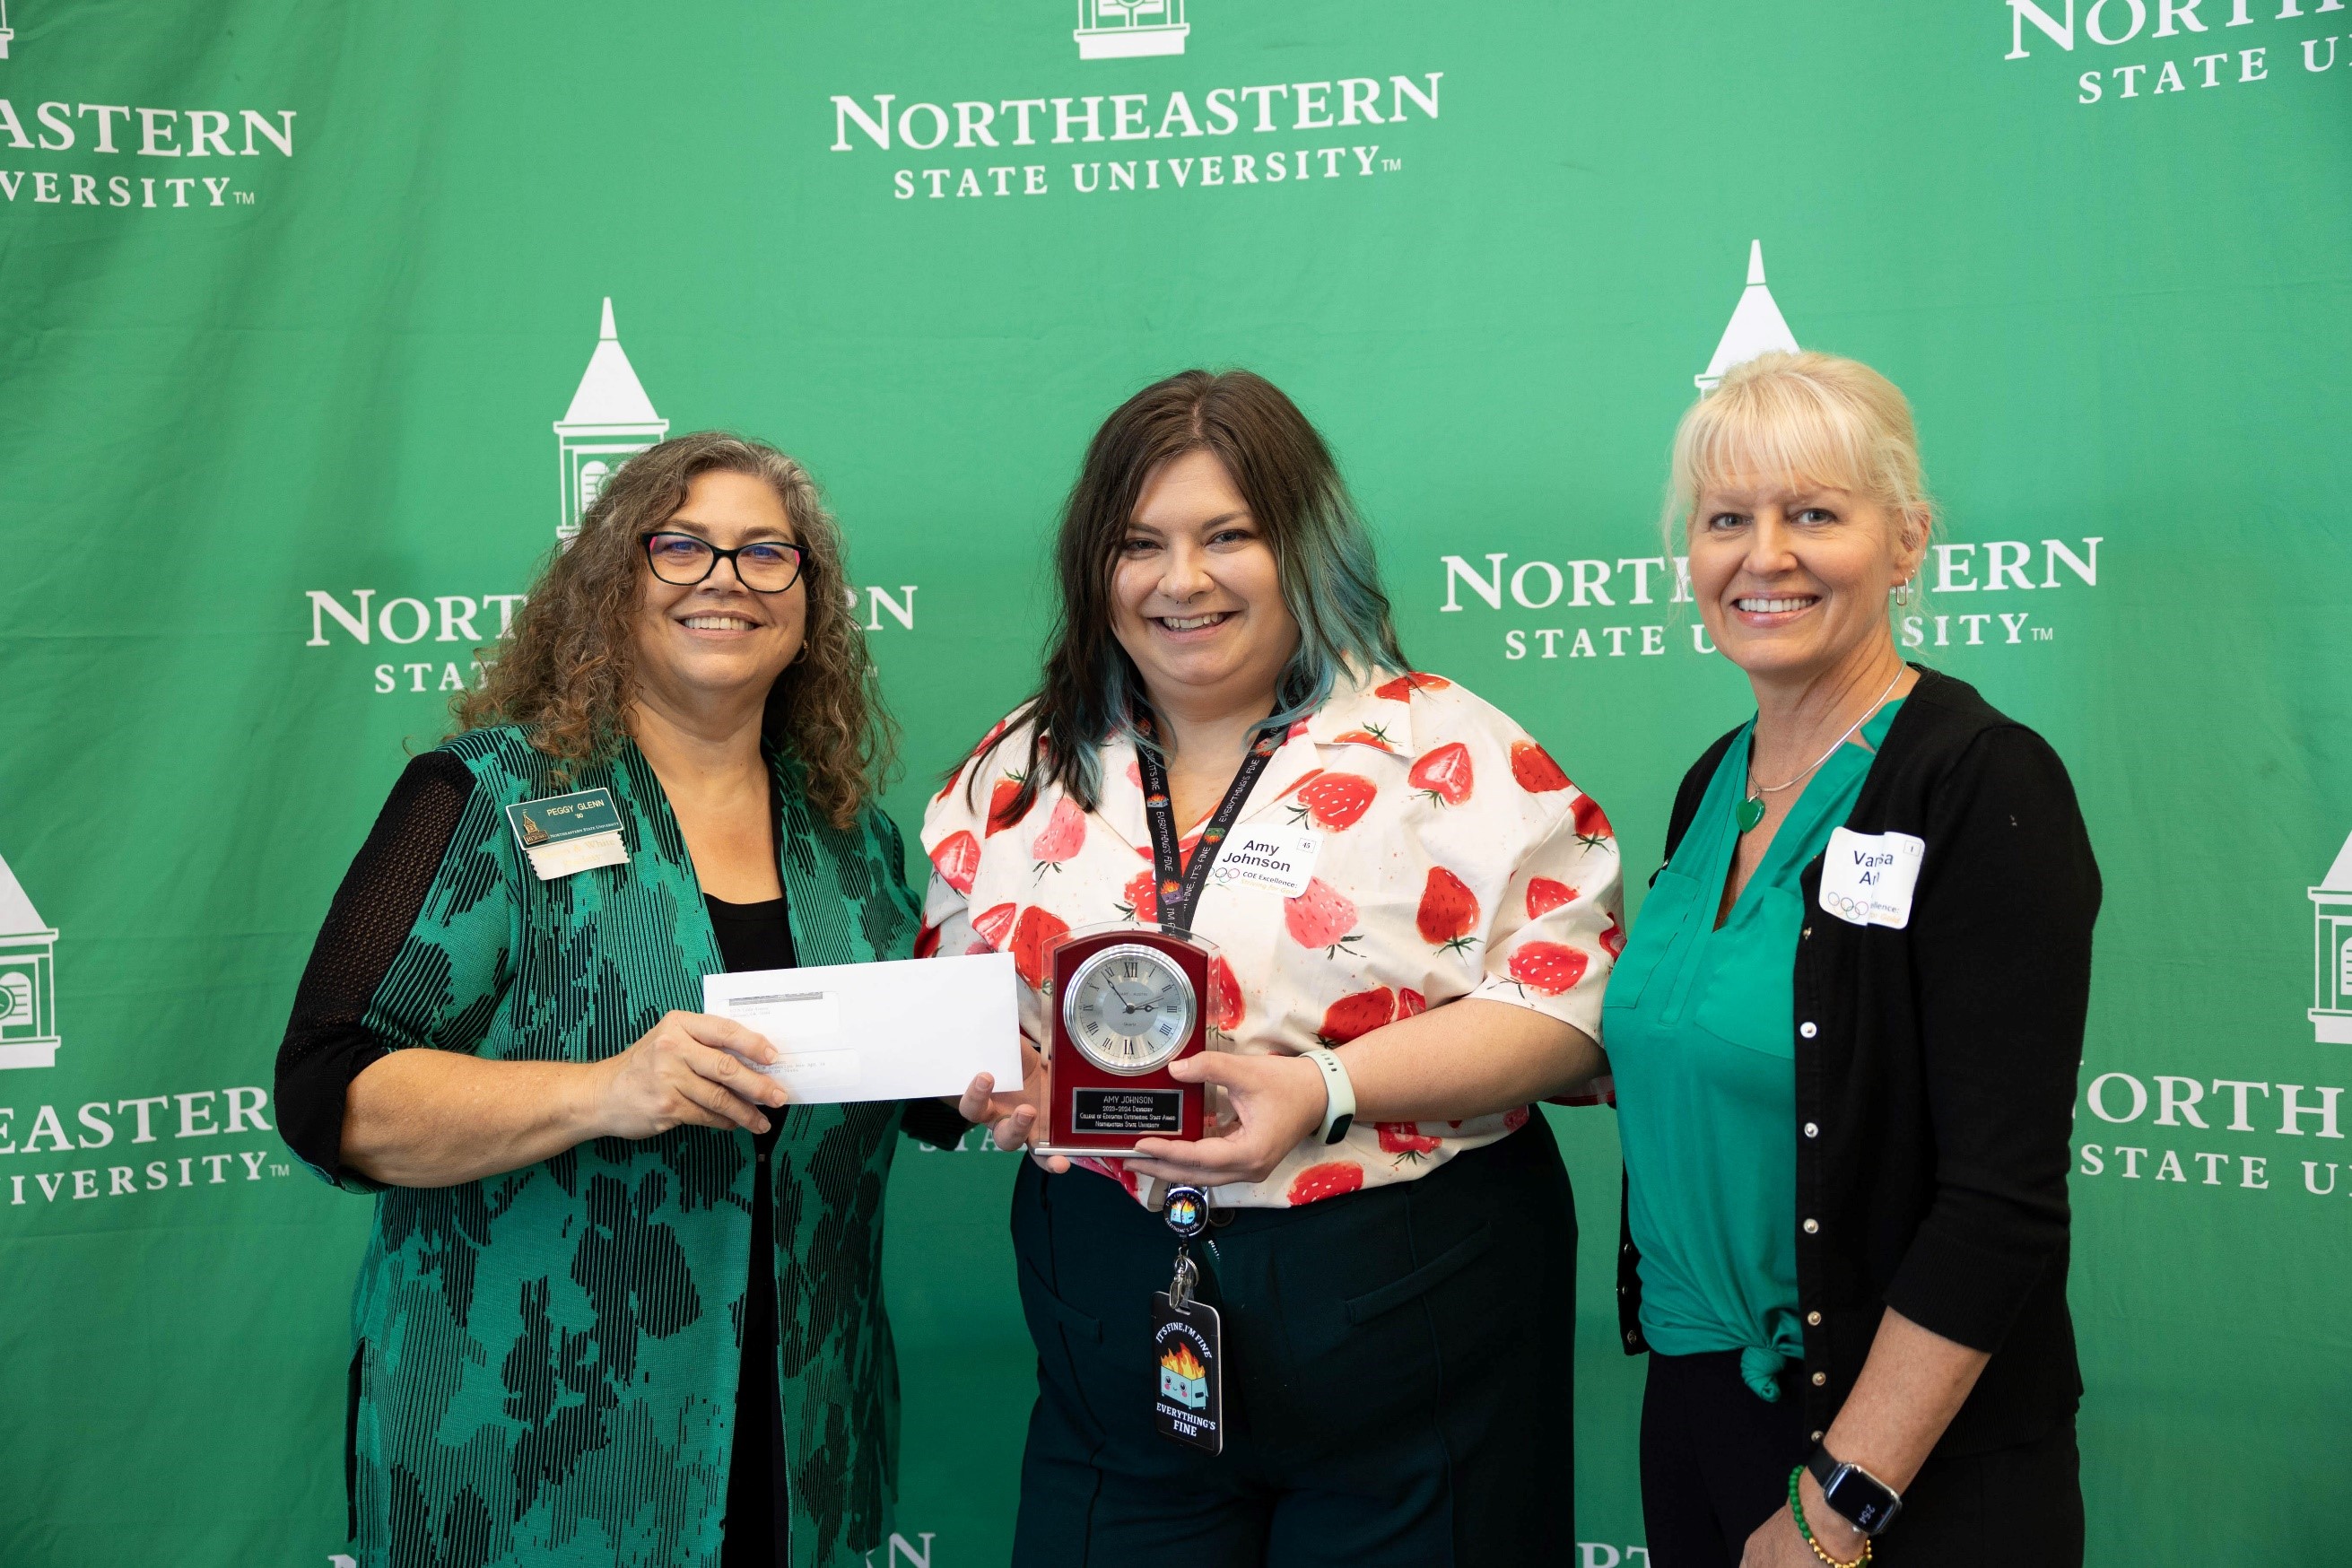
(1735, 795, 1766, 833)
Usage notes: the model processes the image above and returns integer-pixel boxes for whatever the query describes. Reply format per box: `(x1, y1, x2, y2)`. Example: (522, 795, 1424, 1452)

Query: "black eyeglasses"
(641, 532, 812, 594)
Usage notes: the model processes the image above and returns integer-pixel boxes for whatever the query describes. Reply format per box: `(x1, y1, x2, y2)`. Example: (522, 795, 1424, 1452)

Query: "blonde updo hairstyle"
(1661, 350, 1936, 604)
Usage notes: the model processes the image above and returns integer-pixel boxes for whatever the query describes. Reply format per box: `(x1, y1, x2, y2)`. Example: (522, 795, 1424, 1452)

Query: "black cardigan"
(1616, 666, 2100, 1455)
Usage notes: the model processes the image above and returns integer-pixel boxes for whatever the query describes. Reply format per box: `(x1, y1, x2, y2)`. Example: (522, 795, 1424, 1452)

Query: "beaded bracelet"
(1788, 1466, 1873, 1568)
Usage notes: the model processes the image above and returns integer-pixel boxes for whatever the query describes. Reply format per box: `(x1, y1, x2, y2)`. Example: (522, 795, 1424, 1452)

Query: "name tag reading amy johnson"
(1205, 823, 1321, 899)
(1818, 828, 1926, 929)
(506, 789, 630, 880)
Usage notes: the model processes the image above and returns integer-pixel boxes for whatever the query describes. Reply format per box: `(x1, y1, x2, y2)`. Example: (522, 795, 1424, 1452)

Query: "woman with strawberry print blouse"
(920, 370, 1623, 1566)
(1606, 353, 2098, 1568)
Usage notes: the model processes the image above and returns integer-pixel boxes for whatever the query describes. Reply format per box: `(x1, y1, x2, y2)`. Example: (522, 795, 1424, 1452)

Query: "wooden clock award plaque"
(1034, 924, 1210, 1156)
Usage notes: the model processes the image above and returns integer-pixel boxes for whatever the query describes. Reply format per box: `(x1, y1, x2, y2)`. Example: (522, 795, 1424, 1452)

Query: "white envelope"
(702, 951, 1023, 1105)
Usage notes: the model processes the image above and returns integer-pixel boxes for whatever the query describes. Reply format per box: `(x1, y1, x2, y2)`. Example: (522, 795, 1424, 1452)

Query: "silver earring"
(1892, 579, 1916, 608)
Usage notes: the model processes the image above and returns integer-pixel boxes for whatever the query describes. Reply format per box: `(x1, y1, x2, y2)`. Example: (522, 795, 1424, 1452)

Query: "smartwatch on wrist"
(1806, 1443, 1903, 1537)
(1296, 1048, 1356, 1146)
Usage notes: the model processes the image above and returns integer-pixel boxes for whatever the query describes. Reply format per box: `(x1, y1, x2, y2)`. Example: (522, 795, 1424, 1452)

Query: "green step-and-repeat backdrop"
(2, 2, 2348, 1563)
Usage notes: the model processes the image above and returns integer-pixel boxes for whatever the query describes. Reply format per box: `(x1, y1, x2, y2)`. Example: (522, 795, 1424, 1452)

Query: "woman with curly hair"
(274, 433, 961, 1568)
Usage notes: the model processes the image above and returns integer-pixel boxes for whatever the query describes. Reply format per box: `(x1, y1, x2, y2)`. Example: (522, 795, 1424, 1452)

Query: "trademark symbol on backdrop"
(1076, 0, 1189, 60)
(1438, 240, 2102, 668)
(0, 849, 59, 1070)
(2306, 832, 2352, 1044)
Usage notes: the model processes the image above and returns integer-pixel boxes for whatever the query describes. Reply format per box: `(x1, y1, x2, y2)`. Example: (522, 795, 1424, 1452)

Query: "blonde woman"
(1602, 353, 2097, 1566)
(274, 434, 960, 1567)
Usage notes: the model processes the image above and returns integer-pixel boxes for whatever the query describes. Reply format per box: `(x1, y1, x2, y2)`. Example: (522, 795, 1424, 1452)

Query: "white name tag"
(521, 831, 629, 881)
(1818, 828, 1925, 928)
(1207, 823, 1321, 897)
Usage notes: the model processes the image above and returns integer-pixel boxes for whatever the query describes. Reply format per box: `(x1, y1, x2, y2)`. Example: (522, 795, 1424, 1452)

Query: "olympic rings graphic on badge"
(1822, 893, 1871, 919)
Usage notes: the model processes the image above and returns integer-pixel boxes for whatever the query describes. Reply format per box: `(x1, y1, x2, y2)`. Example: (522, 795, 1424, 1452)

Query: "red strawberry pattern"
(1030, 797, 1085, 875)
(1416, 867, 1481, 955)
(1373, 672, 1451, 701)
(1116, 869, 1158, 923)
(1506, 942, 1590, 997)
(1011, 906, 1070, 989)
(1287, 771, 1378, 832)
(922, 677, 1623, 1211)
(1600, 915, 1626, 959)
(986, 775, 1032, 836)
(1409, 742, 1475, 806)
(1317, 987, 1396, 1046)
(1377, 1122, 1442, 1164)
(1332, 724, 1398, 752)
(1287, 1162, 1365, 1205)
(929, 831, 980, 896)
(1285, 878, 1362, 956)
(1525, 877, 1578, 919)
(970, 902, 1016, 952)
(1509, 738, 1571, 794)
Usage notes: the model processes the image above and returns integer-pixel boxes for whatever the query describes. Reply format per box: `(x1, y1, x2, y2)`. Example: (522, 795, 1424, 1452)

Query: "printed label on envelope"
(727, 989, 857, 1092)
(1207, 823, 1321, 897)
(1818, 828, 1925, 929)
(507, 789, 629, 880)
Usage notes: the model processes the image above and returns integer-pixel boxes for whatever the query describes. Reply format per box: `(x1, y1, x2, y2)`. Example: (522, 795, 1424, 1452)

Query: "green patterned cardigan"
(321, 726, 922, 1568)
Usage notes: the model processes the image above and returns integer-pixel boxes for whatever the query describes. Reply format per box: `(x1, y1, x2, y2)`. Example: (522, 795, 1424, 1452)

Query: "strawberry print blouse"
(917, 668, 1625, 1210)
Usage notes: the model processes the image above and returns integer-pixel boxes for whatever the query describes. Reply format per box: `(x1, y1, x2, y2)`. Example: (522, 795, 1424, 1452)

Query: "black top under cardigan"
(1616, 666, 2101, 1455)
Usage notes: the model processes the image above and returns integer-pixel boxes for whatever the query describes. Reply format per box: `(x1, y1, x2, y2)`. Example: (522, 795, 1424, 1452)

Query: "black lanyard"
(1133, 718, 1285, 938)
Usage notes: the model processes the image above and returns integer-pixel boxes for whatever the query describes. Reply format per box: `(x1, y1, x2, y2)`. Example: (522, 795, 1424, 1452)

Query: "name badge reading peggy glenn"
(506, 788, 630, 880)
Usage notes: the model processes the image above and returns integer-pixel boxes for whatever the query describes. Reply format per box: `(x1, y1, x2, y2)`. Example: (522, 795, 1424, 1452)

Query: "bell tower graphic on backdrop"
(0, 1, 14, 61)
(1075, 0, 1188, 59)
(1696, 240, 1799, 391)
(2307, 832, 2352, 1043)
(0, 850, 59, 1069)
(553, 297, 668, 542)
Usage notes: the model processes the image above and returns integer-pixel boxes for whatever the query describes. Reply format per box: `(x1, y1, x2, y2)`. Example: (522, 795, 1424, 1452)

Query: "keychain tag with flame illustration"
(1151, 1185, 1224, 1453)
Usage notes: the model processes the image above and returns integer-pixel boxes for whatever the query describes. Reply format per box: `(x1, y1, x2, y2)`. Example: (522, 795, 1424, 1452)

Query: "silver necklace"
(1737, 666, 1904, 833)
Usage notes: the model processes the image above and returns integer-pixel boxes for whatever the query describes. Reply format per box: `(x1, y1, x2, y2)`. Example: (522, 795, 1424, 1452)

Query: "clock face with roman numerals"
(1061, 944, 1196, 1076)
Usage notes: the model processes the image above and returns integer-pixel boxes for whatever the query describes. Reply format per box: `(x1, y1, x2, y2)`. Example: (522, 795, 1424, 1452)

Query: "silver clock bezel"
(1059, 942, 1198, 1076)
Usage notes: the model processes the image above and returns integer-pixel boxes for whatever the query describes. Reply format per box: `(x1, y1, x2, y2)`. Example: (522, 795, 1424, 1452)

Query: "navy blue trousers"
(1009, 1117, 1578, 1568)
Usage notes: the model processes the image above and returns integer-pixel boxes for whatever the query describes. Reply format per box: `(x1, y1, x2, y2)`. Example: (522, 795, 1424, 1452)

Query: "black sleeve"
(1883, 725, 2102, 1352)
(900, 1097, 972, 1151)
(275, 752, 477, 1186)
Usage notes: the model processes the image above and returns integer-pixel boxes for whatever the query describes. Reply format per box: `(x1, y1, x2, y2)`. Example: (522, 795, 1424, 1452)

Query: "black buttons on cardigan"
(1804, 1122, 1819, 1138)
(1799, 1022, 1818, 1039)
(1803, 1218, 1819, 1234)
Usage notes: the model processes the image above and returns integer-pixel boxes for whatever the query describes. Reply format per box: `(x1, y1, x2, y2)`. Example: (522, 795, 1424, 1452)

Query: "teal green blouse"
(1601, 701, 1903, 1400)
